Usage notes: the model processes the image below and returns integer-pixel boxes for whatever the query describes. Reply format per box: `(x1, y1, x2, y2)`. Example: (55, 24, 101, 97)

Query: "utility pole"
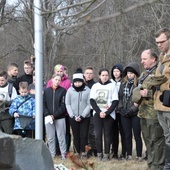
(34, 0, 43, 140)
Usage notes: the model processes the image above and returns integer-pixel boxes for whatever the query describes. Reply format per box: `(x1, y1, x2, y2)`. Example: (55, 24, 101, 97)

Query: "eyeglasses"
(85, 73, 93, 75)
(156, 39, 168, 45)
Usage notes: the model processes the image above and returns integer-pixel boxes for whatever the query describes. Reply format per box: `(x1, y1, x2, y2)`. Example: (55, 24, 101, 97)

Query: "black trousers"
(93, 113, 114, 154)
(70, 117, 90, 153)
(65, 116, 71, 152)
(111, 113, 126, 157)
(88, 117, 97, 149)
(121, 115, 142, 157)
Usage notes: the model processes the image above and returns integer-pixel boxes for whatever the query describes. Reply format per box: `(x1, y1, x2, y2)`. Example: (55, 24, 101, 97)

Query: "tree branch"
(41, 0, 96, 15)
(52, 0, 159, 31)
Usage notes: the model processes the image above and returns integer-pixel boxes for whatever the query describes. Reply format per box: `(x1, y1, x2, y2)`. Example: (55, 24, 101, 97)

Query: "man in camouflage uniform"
(138, 49, 165, 170)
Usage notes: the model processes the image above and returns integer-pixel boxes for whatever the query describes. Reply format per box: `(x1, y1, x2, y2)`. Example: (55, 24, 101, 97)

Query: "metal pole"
(34, 0, 43, 140)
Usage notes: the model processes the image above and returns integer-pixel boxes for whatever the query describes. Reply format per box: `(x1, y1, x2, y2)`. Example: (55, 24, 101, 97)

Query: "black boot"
(164, 144, 170, 170)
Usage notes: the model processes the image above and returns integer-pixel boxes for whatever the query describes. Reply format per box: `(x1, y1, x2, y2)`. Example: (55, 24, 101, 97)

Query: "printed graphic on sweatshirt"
(0, 92, 7, 101)
(96, 89, 108, 108)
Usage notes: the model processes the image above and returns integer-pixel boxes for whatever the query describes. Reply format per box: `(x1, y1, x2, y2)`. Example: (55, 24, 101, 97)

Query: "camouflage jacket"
(138, 66, 158, 119)
(154, 54, 170, 111)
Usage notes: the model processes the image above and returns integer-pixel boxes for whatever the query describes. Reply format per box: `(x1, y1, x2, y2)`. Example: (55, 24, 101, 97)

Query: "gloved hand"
(125, 109, 133, 117)
(119, 108, 129, 117)
(126, 108, 137, 117)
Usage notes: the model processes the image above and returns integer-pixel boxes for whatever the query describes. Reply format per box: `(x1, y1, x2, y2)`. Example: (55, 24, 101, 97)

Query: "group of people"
(0, 27, 170, 170)
(43, 27, 170, 170)
(0, 60, 36, 138)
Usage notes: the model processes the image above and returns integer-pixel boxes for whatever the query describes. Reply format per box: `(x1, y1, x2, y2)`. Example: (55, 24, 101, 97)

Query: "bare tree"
(1, 0, 170, 79)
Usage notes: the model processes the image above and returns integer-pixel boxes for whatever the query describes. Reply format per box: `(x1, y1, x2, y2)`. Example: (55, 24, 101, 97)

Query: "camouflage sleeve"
(147, 89, 153, 98)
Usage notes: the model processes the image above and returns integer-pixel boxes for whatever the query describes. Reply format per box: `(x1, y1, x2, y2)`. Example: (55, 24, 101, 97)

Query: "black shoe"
(87, 149, 97, 158)
(87, 149, 93, 158)
(143, 155, 147, 160)
(93, 149, 97, 157)
(112, 154, 119, 159)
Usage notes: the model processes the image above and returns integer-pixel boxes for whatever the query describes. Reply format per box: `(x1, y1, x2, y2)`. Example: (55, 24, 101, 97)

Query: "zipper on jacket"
(53, 90, 55, 115)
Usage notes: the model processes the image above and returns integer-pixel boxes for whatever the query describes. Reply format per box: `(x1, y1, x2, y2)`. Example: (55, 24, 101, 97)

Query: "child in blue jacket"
(9, 81, 35, 138)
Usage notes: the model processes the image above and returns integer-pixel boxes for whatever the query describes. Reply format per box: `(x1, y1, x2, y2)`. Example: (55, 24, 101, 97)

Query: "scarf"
(73, 83, 85, 92)
(123, 78, 134, 104)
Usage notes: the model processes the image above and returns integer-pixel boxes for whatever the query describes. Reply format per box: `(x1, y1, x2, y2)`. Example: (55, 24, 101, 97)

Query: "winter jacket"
(86, 79, 96, 89)
(65, 86, 91, 118)
(118, 82, 138, 117)
(118, 62, 140, 117)
(43, 86, 66, 119)
(138, 67, 158, 119)
(154, 54, 170, 112)
(9, 94, 35, 130)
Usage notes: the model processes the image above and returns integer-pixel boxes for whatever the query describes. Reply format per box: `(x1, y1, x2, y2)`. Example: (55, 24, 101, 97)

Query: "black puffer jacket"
(118, 62, 140, 117)
(43, 86, 66, 119)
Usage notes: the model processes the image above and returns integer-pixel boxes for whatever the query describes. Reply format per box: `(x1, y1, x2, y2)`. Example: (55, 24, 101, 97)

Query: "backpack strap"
(17, 97, 32, 110)
(8, 83, 13, 99)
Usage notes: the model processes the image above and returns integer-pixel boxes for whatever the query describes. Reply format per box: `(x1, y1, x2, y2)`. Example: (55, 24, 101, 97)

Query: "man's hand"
(140, 89, 148, 97)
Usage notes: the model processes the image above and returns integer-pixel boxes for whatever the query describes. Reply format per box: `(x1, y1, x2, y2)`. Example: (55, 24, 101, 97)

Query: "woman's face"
(99, 71, 109, 83)
(127, 72, 135, 79)
(52, 75, 61, 87)
(113, 69, 121, 79)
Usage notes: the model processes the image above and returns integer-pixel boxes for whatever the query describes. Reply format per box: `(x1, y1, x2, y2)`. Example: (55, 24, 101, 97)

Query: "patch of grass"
(53, 154, 147, 170)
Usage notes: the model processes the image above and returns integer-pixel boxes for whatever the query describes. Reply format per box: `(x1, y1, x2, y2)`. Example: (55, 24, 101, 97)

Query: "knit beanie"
(73, 68, 84, 83)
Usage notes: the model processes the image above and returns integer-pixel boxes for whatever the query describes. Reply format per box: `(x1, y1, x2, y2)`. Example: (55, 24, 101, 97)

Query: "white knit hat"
(73, 68, 84, 82)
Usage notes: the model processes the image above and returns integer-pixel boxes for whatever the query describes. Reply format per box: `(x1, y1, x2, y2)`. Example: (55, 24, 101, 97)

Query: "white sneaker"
(61, 154, 66, 160)
(136, 156, 143, 162)
(126, 155, 132, 160)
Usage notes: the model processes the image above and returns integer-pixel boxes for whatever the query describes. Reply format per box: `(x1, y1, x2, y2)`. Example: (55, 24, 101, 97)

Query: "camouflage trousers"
(140, 118, 165, 170)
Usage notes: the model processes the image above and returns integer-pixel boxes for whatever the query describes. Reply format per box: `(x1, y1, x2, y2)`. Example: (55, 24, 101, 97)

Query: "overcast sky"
(7, 0, 17, 5)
